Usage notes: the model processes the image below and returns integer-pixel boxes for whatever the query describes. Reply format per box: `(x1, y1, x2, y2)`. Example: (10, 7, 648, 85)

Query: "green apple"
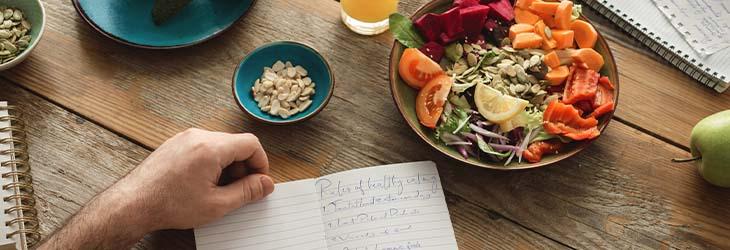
(675, 110, 730, 187)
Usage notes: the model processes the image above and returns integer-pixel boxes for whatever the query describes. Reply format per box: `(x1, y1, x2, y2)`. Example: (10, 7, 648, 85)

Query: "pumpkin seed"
(467, 53, 478, 67)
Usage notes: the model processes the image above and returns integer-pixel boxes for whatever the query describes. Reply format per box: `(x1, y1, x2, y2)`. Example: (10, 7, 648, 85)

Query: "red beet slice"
(486, 0, 514, 21)
(453, 0, 480, 8)
(483, 18, 499, 31)
(419, 41, 445, 62)
(414, 13, 442, 42)
(459, 5, 491, 37)
(439, 7, 464, 40)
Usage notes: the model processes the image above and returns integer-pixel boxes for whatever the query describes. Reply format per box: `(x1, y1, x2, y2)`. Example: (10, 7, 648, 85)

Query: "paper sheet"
(653, 0, 730, 55)
(195, 179, 328, 250)
(316, 161, 457, 250)
(0, 102, 20, 249)
(194, 161, 457, 250)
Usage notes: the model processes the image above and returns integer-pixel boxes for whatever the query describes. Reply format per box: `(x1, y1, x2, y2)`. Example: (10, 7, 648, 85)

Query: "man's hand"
(38, 128, 275, 249)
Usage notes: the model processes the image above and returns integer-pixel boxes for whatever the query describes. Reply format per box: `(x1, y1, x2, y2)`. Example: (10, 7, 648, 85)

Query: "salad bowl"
(389, 0, 619, 170)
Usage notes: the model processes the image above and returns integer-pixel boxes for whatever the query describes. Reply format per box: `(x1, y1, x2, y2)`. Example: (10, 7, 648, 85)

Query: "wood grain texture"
(0, 83, 563, 249)
(5, 0, 728, 151)
(0, 0, 728, 249)
(0, 82, 196, 249)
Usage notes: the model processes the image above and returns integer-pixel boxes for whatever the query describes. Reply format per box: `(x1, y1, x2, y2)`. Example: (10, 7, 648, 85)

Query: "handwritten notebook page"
(316, 161, 457, 250)
(194, 179, 328, 250)
(194, 161, 457, 250)
(653, 0, 730, 55)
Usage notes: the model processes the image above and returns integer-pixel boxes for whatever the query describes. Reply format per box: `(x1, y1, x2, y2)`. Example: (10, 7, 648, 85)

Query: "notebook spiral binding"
(0, 105, 40, 248)
(580, 0, 729, 93)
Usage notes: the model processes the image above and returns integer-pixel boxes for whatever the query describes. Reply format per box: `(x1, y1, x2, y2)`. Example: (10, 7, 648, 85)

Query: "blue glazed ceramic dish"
(73, 0, 255, 49)
(233, 41, 335, 125)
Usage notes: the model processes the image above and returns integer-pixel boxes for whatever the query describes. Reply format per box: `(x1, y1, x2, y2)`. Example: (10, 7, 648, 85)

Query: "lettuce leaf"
(436, 107, 471, 140)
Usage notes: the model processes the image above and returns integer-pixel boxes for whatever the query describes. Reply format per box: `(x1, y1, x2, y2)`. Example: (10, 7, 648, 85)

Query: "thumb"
(217, 174, 275, 211)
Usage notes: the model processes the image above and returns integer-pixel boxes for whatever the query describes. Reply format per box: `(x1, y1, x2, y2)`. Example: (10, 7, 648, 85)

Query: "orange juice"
(341, 0, 399, 35)
(341, 0, 398, 23)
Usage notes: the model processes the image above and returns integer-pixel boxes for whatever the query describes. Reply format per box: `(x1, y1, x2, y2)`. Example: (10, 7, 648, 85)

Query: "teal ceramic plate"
(73, 0, 255, 49)
(389, 0, 620, 170)
(233, 41, 335, 125)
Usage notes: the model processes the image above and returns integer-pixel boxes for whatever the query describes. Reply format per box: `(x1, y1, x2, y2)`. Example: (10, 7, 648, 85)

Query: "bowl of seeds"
(0, 0, 44, 70)
(232, 41, 334, 125)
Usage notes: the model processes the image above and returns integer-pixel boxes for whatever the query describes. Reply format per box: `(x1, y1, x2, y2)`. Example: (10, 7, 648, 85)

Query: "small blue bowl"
(232, 41, 335, 125)
(73, 0, 255, 49)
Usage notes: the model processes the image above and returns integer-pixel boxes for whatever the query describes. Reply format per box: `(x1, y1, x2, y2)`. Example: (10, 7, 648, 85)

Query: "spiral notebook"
(194, 161, 458, 250)
(0, 102, 40, 249)
(581, 0, 730, 93)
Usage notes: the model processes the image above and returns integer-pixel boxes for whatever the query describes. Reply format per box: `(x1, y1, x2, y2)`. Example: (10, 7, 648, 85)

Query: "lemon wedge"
(474, 83, 529, 123)
(498, 111, 529, 133)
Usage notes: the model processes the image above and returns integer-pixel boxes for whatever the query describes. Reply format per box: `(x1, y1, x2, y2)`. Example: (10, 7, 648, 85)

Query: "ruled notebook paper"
(194, 179, 328, 250)
(194, 161, 457, 250)
(317, 161, 457, 250)
(581, 0, 730, 92)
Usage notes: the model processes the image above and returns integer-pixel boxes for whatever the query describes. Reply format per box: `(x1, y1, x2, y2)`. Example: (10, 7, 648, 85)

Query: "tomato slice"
(563, 66, 599, 104)
(399, 48, 445, 89)
(543, 101, 600, 140)
(416, 75, 452, 128)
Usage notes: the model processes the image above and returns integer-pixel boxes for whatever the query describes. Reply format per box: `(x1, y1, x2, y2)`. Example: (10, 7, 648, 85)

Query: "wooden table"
(1, 0, 729, 249)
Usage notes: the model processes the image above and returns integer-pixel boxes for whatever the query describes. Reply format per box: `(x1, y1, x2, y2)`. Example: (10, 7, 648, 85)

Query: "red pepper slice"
(598, 76, 615, 90)
(563, 66, 599, 104)
(543, 101, 600, 140)
(590, 102, 614, 118)
(590, 76, 615, 117)
(523, 140, 564, 163)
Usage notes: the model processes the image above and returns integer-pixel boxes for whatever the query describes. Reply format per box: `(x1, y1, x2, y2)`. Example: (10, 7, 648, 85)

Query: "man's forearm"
(38, 182, 153, 249)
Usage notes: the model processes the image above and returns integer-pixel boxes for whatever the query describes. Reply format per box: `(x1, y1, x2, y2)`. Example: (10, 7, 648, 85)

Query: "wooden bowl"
(388, 0, 620, 170)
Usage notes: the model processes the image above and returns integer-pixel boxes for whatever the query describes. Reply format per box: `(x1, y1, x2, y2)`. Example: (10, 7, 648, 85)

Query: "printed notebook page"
(315, 161, 458, 250)
(0, 102, 19, 250)
(195, 179, 328, 250)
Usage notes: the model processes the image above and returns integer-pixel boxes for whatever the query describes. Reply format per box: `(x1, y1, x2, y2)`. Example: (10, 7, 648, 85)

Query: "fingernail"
(260, 176, 275, 196)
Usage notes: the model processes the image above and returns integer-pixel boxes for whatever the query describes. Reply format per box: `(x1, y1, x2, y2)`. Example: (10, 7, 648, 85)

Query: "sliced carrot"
(534, 20, 557, 50)
(515, 0, 535, 9)
(515, 8, 541, 25)
(545, 65, 570, 86)
(543, 51, 560, 68)
(554, 1, 573, 30)
(529, 1, 560, 16)
(552, 30, 574, 49)
(570, 20, 598, 49)
(537, 13, 557, 28)
(571, 48, 604, 71)
(509, 23, 535, 41)
(512, 32, 543, 49)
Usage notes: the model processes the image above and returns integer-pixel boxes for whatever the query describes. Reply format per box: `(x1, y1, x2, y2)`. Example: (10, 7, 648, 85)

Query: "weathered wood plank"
(0, 83, 194, 249)
(0, 82, 562, 249)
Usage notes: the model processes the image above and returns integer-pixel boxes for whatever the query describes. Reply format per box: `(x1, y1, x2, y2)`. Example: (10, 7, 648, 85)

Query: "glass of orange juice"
(341, 0, 399, 35)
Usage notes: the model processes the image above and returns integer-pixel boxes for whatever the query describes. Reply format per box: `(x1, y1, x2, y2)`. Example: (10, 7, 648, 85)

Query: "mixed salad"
(392, 0, 615, 165)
